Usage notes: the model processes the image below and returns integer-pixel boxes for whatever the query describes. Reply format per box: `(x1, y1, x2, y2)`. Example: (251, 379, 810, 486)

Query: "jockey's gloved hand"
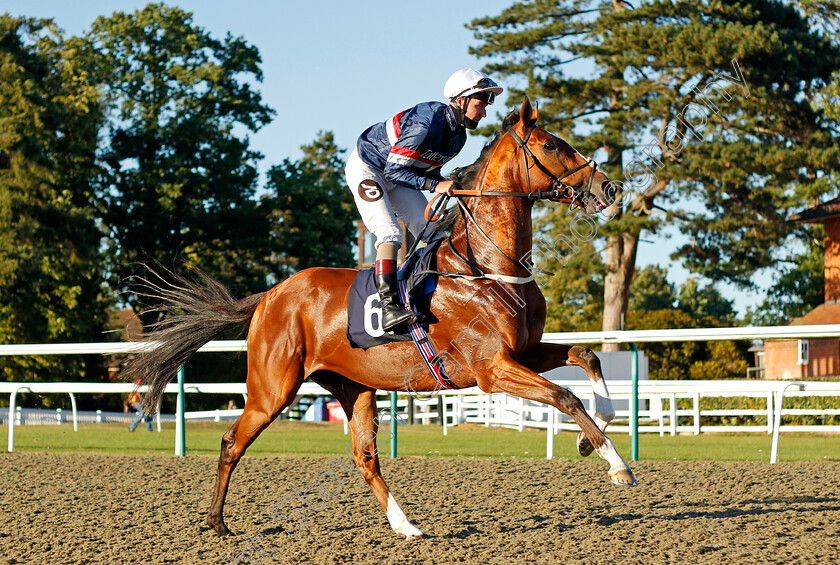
(434, 181, 456, 196)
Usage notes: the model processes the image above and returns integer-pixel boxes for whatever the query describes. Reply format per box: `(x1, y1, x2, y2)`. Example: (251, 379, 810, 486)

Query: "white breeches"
(345, 149, 431, 248)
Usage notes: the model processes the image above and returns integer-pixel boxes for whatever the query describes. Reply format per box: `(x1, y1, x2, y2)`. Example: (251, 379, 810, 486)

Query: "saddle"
(346, 237, 442, 350)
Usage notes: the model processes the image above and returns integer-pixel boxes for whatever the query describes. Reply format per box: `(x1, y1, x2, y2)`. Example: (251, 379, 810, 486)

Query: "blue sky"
(5, 0, 771, 316)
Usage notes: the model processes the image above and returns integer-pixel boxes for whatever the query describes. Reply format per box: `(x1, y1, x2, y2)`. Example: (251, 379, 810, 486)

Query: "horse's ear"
(513, 96, 537, 137)
(502, 109, 519, 130)
(520, 96, 537, 125)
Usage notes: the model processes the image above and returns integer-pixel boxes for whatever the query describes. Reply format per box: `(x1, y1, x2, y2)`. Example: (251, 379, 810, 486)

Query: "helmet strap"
(452, 98, 479, 130)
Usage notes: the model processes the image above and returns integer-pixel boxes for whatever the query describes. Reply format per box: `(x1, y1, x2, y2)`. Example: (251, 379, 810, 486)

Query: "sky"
(5, 0, 773, 316)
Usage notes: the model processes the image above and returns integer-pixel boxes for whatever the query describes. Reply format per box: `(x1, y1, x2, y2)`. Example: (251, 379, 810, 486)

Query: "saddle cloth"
(346, 238, 442, 350)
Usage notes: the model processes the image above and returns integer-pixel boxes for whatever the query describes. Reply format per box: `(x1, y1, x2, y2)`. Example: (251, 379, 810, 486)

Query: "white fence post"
(770, 390, 784, 464)
(442, 396, 448, 436)
(770, 383, 805, 464)
(765, 393, 773, 435)
(68, 392, 78, 432)
(546, 408, 555, 460)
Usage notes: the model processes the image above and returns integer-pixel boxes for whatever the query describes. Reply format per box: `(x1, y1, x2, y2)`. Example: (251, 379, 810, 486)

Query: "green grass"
(3, 421, 840, 462)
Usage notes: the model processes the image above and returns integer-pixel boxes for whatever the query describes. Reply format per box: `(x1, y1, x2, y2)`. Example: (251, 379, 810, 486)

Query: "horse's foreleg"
(329, 382, 424, 539)
(520, 343, 615, 457)
(480, 353, 636, 486)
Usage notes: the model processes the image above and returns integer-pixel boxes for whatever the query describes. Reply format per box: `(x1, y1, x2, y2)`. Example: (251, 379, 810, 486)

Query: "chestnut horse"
(123, 97, 636, 540)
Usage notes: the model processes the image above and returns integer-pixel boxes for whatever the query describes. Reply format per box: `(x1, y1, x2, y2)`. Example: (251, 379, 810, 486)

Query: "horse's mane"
(448, 113, 516, 190)
(433, 204, 462, 235)
(430, 111, 519, 238)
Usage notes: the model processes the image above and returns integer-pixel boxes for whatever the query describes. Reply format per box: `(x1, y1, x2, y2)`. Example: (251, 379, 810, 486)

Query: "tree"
(628, 308, 748, 379)
(628, 308, 701, 379)
(85, 3, 276, 324)
(689, 340, 748, 380)
(529, 202, 605, 331)
(677, 277, 736, 323)
(629, 264, 675, 312)
(264, 131, 357, 279)
(469, 0, 840, 347)
(0, 15, 110, 388)
(628, 271, 746, 379)
(745, 239, 824, 325)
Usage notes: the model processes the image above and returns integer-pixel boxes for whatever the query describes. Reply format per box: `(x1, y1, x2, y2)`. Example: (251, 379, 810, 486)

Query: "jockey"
(345, 68, 503, 331)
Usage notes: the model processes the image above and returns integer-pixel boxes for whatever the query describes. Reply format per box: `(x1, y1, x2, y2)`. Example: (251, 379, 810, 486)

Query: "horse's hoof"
(206, 516, 234, 537)
(394, 524, 426, 540)
(576, 431, 595, 457)
(608, 468, 638, 487)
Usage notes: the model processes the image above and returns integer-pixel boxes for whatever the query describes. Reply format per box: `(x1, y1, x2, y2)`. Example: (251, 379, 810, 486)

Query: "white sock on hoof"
(386, 492, 424, 538)
(592, 380, 615, 430)
(594, 438, 629, 471)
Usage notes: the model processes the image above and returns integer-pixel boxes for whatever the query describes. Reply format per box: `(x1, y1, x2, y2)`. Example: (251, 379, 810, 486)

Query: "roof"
(790, 302, 840, 326)
(108, 309, 144, 341)
(791, 196, 840, 224)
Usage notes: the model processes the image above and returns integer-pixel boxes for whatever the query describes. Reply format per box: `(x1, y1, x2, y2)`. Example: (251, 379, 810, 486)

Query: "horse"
(123, 97, 637, 540)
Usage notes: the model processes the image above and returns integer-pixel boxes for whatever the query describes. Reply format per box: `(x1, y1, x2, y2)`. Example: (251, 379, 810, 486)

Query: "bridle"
(433, 121, 600, 207)
(506, 123, 599, 209)
(414, 122, 604, 285)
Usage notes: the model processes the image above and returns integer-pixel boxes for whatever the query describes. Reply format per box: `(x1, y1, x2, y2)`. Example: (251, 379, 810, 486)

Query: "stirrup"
(382, 305, 417, 331)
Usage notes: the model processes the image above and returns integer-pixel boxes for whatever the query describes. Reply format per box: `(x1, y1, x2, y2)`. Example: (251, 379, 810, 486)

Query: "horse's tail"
(120, 266, 267, 412)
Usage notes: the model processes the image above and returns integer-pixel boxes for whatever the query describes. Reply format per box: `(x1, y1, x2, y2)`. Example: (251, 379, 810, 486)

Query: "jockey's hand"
(434, 181, 455, 196)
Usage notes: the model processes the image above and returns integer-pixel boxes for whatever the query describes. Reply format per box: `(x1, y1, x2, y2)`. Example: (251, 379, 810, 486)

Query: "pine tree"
(629, 265, 675, 312)
(745, 241, 825, 324)
(469, 0, 840, 343)
(677, 277, 736, 323)
(532, 202, 605, 331)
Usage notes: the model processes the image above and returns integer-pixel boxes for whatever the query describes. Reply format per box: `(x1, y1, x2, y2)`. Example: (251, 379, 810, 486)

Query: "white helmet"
(443, 68, 503, 104)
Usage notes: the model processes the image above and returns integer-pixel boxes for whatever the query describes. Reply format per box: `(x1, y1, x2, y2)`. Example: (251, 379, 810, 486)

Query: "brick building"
(764, 197, 840, 379)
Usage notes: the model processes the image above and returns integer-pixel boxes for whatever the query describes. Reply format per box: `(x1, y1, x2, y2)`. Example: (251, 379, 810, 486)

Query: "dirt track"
(1, 452, 839, 564)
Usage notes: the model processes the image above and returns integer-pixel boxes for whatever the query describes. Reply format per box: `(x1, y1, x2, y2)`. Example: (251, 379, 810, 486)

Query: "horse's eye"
(543, 141, 557, 151)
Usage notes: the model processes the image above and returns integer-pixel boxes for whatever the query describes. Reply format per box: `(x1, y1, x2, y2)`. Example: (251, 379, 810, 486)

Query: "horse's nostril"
(602, 181, 616, 203)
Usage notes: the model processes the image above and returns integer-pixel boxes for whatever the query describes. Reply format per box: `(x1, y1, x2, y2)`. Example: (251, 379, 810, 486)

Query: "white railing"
(2, 324, 838, 355)
(430, 380, 840, 460)
(0, 381, 330, 452)
(3, 379, 838, 460)
(1, 324, 839, 462)
(542, 324, 840, 343)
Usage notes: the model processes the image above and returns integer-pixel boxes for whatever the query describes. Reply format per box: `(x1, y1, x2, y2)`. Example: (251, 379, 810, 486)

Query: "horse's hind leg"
(520, 343, 615, 457)
(312, 372, 425, 540)
(206, 362, 304, 536)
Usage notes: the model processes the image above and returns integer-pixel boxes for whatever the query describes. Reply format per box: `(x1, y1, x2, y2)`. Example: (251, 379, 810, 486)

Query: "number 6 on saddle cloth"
(346, 236, 443, 350)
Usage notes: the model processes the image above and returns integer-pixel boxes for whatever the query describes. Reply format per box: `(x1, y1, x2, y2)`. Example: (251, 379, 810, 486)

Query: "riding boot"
(375, 259, 417, 331)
